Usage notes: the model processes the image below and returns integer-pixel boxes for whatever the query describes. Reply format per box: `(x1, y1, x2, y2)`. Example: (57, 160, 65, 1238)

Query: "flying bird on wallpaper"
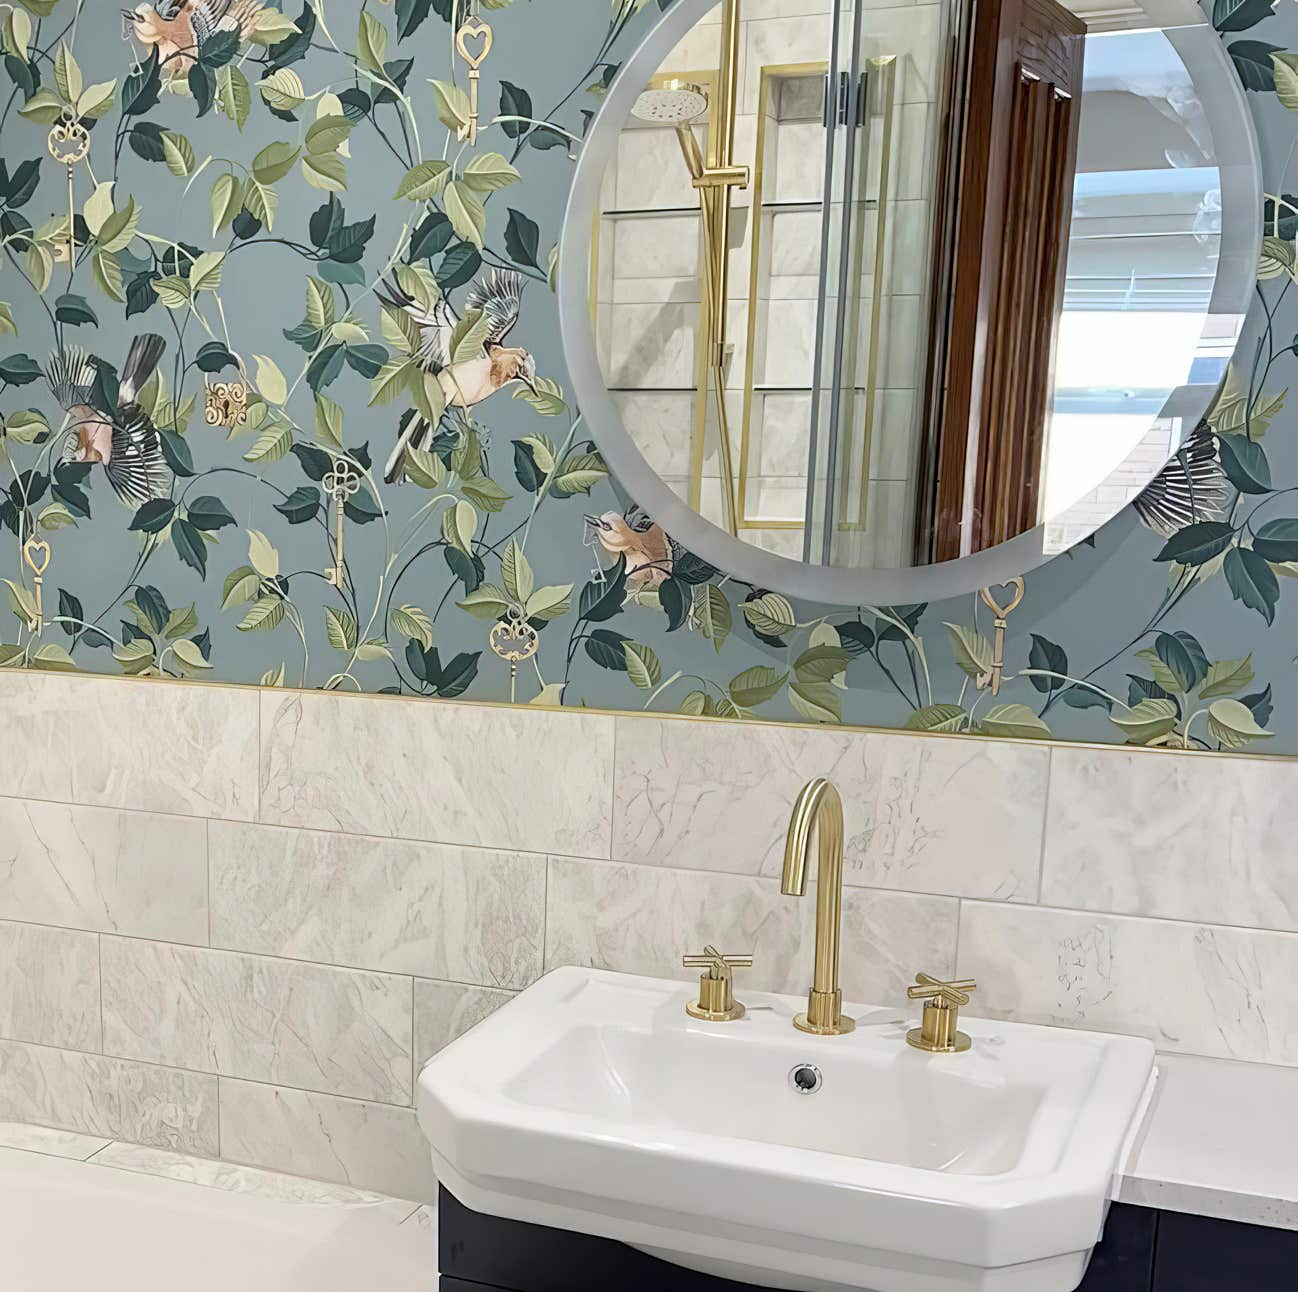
(46, 335, 172, 510)
(121, 0, 264, 73)
(382, 269, 539, 484)
(585, 506, 675, 587)
(1132, 420, 1230, 537)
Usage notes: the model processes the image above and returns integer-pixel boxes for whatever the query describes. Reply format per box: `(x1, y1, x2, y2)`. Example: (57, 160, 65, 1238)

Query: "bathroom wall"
(0, 0, 1295, 751)
(3, 671, 1297, 1200)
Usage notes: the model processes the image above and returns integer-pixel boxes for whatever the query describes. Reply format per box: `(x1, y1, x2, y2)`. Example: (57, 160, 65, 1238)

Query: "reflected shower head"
(631, 80, 709, 125)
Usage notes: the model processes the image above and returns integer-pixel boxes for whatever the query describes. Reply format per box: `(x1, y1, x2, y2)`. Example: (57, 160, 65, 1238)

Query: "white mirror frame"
(558, 0, 1263, 604)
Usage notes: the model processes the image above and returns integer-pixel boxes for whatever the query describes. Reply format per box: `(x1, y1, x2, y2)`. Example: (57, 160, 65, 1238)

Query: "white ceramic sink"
(417, 967, 1156, 1292)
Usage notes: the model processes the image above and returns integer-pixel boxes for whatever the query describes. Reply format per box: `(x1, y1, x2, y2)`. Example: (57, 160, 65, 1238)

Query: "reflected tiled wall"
(2, 672, 1297, 1202)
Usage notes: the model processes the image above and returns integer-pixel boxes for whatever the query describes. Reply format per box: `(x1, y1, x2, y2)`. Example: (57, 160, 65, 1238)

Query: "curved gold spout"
(781, 777, 854, 1036)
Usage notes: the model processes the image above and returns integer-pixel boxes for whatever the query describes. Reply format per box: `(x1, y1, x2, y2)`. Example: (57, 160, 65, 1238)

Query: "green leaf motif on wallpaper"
(0, 0, 1289, 750)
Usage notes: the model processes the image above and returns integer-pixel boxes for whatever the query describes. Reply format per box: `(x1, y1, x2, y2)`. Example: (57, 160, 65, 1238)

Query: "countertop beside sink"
(1118, 1050, 1298, 1231)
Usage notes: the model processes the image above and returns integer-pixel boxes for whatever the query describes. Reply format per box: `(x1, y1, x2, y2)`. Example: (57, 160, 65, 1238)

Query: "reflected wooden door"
(919, 0, 1086, 562)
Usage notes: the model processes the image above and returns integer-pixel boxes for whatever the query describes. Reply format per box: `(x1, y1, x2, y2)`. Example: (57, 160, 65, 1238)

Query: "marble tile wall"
(2, 671, 1297, 1202)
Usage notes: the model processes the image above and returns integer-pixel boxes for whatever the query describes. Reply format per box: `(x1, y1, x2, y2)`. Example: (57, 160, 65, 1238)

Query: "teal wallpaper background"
(0, 0, 1294, 752)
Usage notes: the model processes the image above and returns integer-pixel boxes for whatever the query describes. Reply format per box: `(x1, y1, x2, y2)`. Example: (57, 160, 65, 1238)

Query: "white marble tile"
(414, 979, 514, 1068)
(89, 1141, 416, 1217)
(957, 903, 1298, 1066)
(0, 920, 101, 1051)
(210, 823, 544, 990)
(0, 1121, 110, 1159)
(606, 301, 700, 387)
(259, 692, 614, 859)
(100, 938, 413, 1104)
(545, 857, 957, 1007)
(613, 126, 704, 211)
(0, 798, 208, 944)
(0, 673, 257, 820)
(1042, 747, 1298, 932)
(613, 390, 697, 478)
(0, 1039, 217, 1154)
(218, 1078, 435, 1202)
(612, 213, 701, 280)
(613, 719, 1047, 900)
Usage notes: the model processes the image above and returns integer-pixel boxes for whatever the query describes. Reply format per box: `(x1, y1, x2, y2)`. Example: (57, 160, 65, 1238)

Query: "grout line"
(606, 715, 618, 861)
(205, 818, 212, 948)
(953, 899, 963, 978)
(0, 1034, 420, 1114)
(1035, 746, 1054, 905)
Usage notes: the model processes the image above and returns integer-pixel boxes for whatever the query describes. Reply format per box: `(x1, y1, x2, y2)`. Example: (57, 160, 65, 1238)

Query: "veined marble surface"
(1122, 1053, 1298, 1231)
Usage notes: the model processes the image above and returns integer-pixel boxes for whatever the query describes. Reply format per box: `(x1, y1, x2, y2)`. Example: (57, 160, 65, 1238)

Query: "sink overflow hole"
(789, 1063, 823, 1095)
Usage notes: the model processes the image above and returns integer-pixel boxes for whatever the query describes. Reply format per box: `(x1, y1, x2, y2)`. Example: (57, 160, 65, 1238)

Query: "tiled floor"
(1, 1122, 436, 1290)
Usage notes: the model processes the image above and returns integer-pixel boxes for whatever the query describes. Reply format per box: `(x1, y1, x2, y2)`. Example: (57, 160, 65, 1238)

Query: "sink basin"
(417, 967, 1156, 1292)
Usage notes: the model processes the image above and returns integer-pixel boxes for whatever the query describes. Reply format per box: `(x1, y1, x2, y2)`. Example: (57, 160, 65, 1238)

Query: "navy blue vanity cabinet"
(1152, 1211, 1298, 1292)
(437, 1189, 1295, 1292)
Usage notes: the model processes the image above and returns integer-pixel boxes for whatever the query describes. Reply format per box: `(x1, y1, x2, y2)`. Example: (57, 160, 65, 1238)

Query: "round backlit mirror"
(559, 0, 1261, 604)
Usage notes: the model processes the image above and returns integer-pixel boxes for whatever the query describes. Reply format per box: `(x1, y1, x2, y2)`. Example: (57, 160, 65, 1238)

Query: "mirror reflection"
(587, 0, 1250, 572)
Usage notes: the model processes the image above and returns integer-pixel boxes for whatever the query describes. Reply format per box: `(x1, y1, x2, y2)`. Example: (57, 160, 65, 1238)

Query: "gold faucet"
(781, 777, 854, 1036)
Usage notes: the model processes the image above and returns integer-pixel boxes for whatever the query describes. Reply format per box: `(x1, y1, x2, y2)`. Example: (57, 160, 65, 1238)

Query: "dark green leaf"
(434, 650, 479, 698)
(1217, 434, 1272, 493)
(671, 550, 716, 585)
(512, 439, 543, 493)
(195, 341, 238, 373)
(0, 353, 42, 385)
(1243, 684, 1274, 725)
(1062, 687, 1112, 711)
(504, 208, 540, 269)
(499, 81, 532, 139)
(1224, 546, 1279, 624)
(836, 621, 875, 655)
(134, 585, 169, 633)
(660, 576, 688, 631)
(396, 0, 431, 38)
(343, 485, 382, 524)
(54, 293, 97, 326)
(290, 442, 332, 480)
(1154, 631, 1199, 692)
(1228, 39, 1283, 89)
(410, 210, 453, 261)
(186, 495, 236, 531)
(436, 242, 481, 291)
(267, 1, 313, 69)
(172, 517, 207, 577)
(127, 121, 167, 162)
(122, 49, 161, 116)
(343, 343, 387, 378)
(1153, 521, 1236, 565)
(585, 627, 631, 670)
(306, 343, 346, 392)
(188, 63, 216, 116)
(443, 545, 484, 592)
(129, 498, 177, 533)
(1027, 634, 1068, 693)
(5, 159, 39, 209)
(4, 54, 37, 100)
(1172, 631, 1210, 684)
(199, 30, 239, 67)
(1252, 518, 1298, 563)
(273, 485, 321, 524)
(309, 195, 343, 249)
(158, 429, 194, 477)
(57, 588, 83, 639)
(1212, 0, 1275, 31)
(578, 556, 627, 622)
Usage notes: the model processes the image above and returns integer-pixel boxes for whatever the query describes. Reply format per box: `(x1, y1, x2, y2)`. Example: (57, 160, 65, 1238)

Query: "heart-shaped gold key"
(22, 535, 50, 577)
(455, 16, 493, 69)
(980, 577, 1024, 619)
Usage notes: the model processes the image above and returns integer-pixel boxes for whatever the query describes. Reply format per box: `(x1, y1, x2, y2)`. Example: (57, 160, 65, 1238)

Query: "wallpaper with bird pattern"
(0, 0, 1295, 753)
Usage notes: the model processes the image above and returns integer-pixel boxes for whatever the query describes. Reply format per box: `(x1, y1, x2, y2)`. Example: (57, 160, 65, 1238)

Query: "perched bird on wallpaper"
(121, 0, 265, 74)
(46, 335, 172, 510)
(585, 506, 675, 587)
(381, 268, 539, 484)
